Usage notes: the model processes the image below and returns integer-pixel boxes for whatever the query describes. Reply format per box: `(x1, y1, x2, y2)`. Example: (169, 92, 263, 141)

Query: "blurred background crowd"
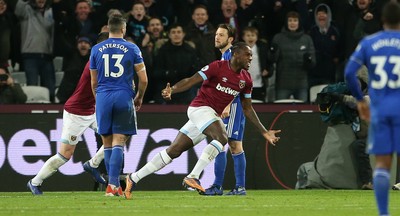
(0, 0, 388, 104)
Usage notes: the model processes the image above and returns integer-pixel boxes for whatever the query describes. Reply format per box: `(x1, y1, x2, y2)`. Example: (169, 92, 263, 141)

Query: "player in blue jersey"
(344, 2, 400, 215)
(202, 23, 248, 196)
(90, 15, 148, 196)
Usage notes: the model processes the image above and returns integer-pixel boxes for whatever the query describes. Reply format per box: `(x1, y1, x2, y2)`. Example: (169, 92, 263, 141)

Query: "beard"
(215, 40, 229, 50)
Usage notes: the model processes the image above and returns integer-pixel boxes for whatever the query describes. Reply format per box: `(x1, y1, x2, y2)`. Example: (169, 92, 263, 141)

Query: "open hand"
(263, 130, 281, 146)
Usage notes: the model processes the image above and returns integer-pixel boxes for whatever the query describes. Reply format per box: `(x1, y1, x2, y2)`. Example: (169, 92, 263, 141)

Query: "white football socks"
(131, 149, 172, 183)
(89, 145, 104, 168)
(31, 153, 68, 186)
(187, 140, 223, 179)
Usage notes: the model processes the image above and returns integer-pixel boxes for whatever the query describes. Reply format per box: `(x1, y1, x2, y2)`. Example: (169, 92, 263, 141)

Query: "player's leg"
(108, 91, 138, 196)
(370, 117, 395, 216)
(83, 118, 106, 184)
(104, 134, 128, 196)
(206, 98, 246, 196)
(185, 120, 227, 191)
(124, 123, 202, 199)
(95, 91, 113, 176)
(373, 155, 392, 216)
(27, 110, 89, 195)
(28, 143, 75, 195)
(225, 140, 247, 196)
(183, 107, 227, 193)
(83, 145, 106, 184)
(102, 135, 113, 176)
(211, 99, 242, 192)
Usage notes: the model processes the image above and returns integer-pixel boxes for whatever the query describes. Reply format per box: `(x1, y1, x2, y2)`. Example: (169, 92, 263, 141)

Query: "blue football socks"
(104, 147, 112, 174)
(213, 151, 227, 187)
(109, 145, 124, 187)
(373, 168, 390, 216)
(232, 152, 246, 187)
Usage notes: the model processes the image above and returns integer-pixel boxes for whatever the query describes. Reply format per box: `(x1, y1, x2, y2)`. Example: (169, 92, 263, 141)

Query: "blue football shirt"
(345, 30, 400, 116)
(90, 38, 143, 96)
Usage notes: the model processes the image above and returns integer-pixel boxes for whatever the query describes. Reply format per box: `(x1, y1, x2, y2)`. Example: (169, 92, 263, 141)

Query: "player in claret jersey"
(123, 42, 281, 200)
(27, 32, 111, 195)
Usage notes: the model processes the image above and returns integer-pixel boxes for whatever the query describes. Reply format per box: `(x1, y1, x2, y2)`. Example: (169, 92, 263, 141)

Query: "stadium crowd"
(0, 0, 388, 104)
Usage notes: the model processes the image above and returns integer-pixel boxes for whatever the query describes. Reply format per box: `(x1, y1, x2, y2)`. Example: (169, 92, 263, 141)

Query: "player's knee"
(215, 134, 228, 146)
(166, 146, 182, 159)
(228, 141, 243, 154)
(58, 151, 73, 160)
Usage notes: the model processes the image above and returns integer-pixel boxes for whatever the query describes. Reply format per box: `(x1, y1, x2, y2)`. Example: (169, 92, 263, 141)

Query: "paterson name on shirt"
(98, 43, 129, 53)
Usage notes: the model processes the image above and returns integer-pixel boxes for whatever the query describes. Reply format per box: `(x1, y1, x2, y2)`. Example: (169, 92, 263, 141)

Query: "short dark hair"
(287, 11, 300, 19)
(382, 1, 400, 26)
(231, 42, 249, 54)
(168, 23, 184, 33)
(218, 23, 236, 40)
(108, 14, 127, 33)
(192, 4, 208, 15)
(242, 26, 258, 36)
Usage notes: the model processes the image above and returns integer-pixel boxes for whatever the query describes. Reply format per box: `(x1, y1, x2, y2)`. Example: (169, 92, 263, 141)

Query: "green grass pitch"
(1, 190, 399, 216)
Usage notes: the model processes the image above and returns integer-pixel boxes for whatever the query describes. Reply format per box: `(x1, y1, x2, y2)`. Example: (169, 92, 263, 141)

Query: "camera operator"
(324, 66, 372, 190)
(0, 66, 27, 104)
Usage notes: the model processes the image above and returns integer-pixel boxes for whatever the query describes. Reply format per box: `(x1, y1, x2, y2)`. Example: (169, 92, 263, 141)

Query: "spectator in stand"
(125, 1, 148, 47)
(52, 0, 75, 57)
(141, 17, 168, 103)
(153, 23, 200, 104)
(353, 0, 382, 42)
(242, 26, 271, 102)
(237, 0, 267, 40)
(308, 3, 340, 87)
(0, 0, 18, 67)
(15, 0, 56, 102)
(57, 36, 92, 103)
(139, 0, 174, 28)
(264, 0, 292, 42)
(269, 11, 315, 102)
(142, 17, 168, 56)
(185, 4, 218, 67)
(0, 66, 27, 104)
(70, 0, 98, 44)
(212, 0, 241, 39)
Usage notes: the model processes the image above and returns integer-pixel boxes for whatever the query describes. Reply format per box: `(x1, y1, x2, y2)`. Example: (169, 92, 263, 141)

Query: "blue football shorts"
(368, 113, 400, 155)
(222, 96, 245, 141)
(96, 90, 137, 135)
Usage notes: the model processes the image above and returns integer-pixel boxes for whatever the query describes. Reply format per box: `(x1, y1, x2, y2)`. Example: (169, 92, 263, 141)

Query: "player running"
(124, 42, 280, 200)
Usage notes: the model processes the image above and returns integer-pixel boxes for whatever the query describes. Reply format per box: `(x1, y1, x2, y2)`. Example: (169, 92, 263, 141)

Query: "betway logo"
(216, 83, 239, 96)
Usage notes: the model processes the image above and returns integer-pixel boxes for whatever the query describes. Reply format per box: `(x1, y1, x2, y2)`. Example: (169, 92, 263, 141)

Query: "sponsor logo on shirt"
(216, 83, 239, 96)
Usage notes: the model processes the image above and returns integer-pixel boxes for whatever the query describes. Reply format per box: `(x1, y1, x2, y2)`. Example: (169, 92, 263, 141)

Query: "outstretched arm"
(162, 73, 203, 100)
(241, 97, 281, 145)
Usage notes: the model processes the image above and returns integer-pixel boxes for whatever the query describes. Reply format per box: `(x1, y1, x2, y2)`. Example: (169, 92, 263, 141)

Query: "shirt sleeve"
(198, 61, 219, 81)
(89, 49, 97, 70)
(242, 72, 253, 99)
(133, 45, 144, 65)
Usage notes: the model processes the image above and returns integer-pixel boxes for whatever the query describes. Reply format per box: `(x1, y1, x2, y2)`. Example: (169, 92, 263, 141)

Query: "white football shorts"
(179, 106, 222, 145)
(60, 110, 97, 145)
